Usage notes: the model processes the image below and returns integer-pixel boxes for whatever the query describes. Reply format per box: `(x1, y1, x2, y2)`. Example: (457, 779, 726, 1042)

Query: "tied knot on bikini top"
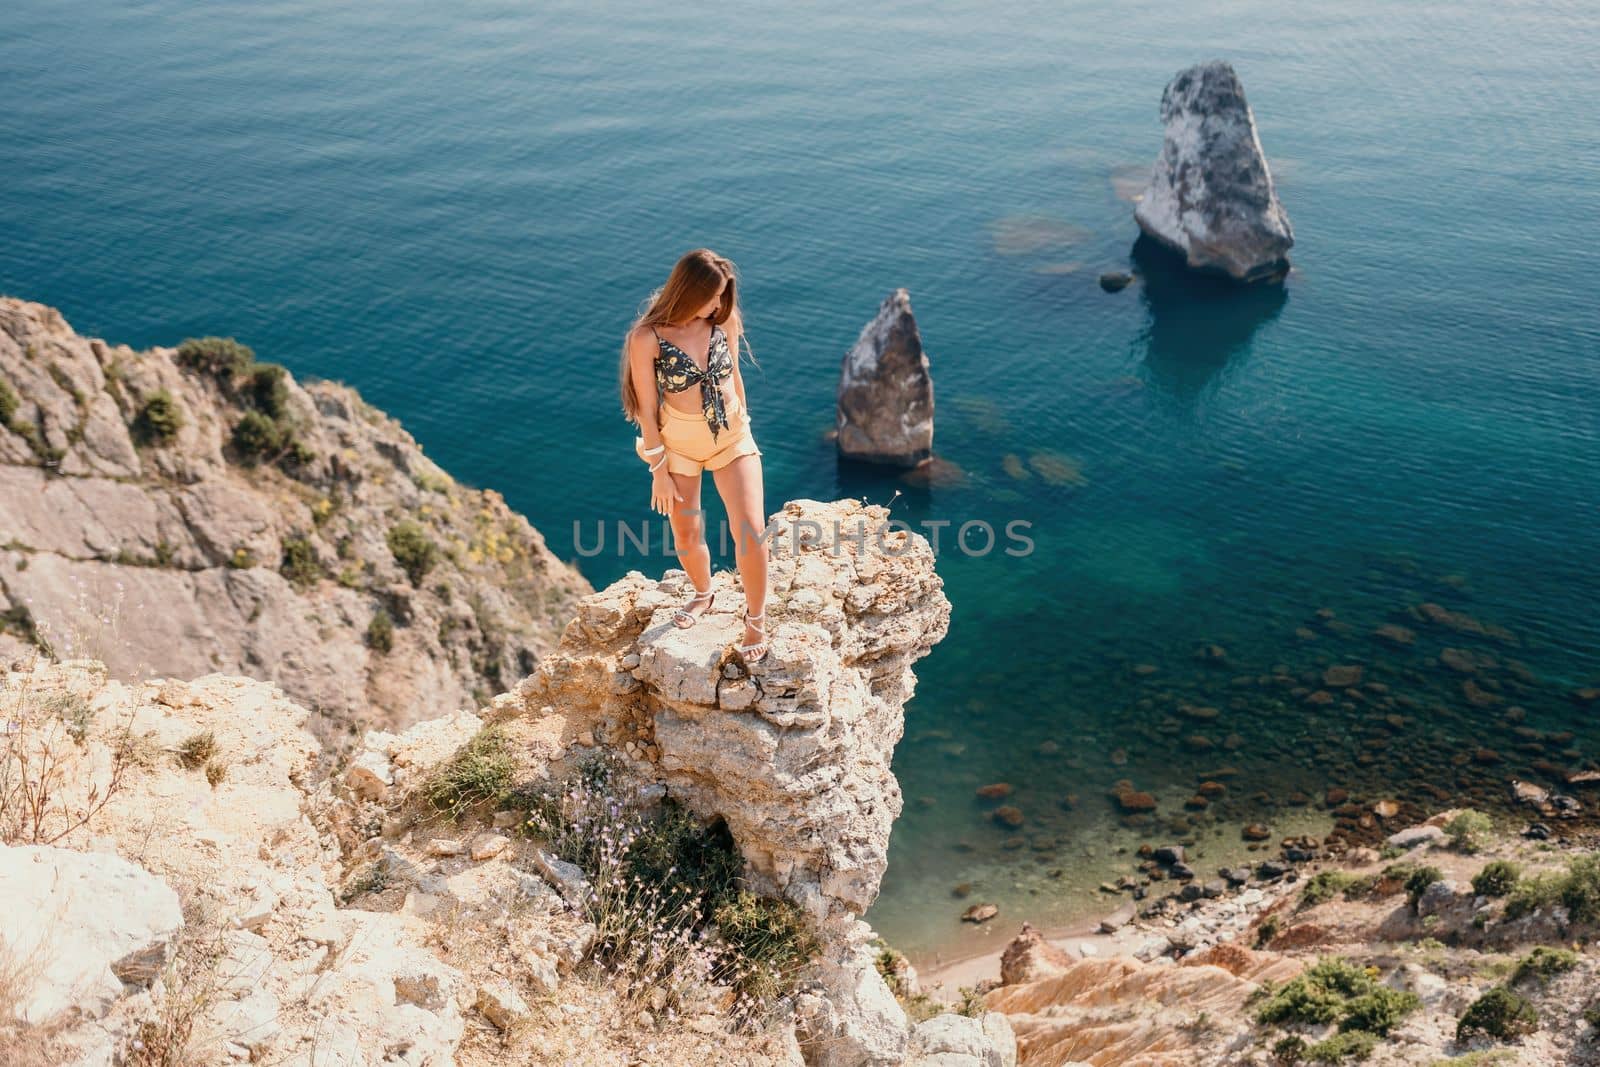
(652, 321, 735, 440)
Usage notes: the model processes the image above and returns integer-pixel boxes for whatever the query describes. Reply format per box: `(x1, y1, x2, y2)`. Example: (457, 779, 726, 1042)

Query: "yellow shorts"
(640, 394, 762, 476)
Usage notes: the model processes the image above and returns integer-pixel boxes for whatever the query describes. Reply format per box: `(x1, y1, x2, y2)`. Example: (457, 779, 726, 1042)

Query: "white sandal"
(673, 588, 714, 628)
(736, 608, 769, 663)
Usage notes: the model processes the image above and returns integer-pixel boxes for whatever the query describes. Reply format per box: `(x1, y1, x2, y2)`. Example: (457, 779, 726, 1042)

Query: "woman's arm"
(728, 313, 749, 410)
(629, 327, 681, 516)
(628, 327, 665, 452)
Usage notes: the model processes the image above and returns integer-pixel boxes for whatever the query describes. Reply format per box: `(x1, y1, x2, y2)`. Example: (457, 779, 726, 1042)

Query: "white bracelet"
(648, 456, 667, 473)
(640, 442, 665, 457)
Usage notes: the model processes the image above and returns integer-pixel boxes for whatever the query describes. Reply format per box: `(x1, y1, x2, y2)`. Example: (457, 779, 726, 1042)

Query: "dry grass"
(1, 659, 137, 845)
(0, 938, 68, 1067)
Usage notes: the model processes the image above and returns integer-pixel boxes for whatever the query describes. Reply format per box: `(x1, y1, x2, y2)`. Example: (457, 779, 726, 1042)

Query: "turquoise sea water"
(4, 1, 1598, 963)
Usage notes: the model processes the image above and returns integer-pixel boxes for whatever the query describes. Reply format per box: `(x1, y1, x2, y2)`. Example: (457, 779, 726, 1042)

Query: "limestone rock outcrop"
(0, 296, 591, 736)
(0, 660, 471, 1065)
(1133, 61, 1294, 283)
(1, 495, 1008, 1066)
(493, 497, 1015, 1065)
(835, 290, 934, 468)
(0, 844, 182, 1025)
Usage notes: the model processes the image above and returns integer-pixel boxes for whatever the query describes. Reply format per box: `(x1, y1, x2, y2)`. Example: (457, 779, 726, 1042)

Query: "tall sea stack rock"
(835, 289, 934, 468)
(1134, 60, 1294, 283)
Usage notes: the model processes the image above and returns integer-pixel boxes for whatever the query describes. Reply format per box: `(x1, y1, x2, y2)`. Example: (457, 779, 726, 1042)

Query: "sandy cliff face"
(0, 297, 591, 737)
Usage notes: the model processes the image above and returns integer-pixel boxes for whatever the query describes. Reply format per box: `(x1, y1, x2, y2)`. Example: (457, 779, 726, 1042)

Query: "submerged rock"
(1133, 60, 1294, 282)
(836, 288, 934, 468)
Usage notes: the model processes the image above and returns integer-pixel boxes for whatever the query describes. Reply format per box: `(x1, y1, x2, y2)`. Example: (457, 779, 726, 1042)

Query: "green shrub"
(366, 607, 395, 653)
(1306, 1031, 1378, 1063)
(421, 726, 513, 819)
(1510, 946, 1577, 986)
(1472, 860, 1521, 898)
(1300, 871, 1378, 910)
(1257, 957, 1419, 1040)
(279, 535, 323, 591)
(0, 377, 18, 425)
(527, 757, 821, 1018)
(1273, 1035, 1308, 1065)
(176, 336, 255, 379)
(245, 362, 290, 419)
(1456, 985, 1538, 1041)
(232, 410, 286, 461)
(132, 389, 184, 445)
(1502, 852, 1600, 922)
(1504, 870, 1563, 919)
(1445, 810, 1493, 853)
(1404, 865, 1445, 910)
(387, 521, 439, 586)
(1341, 987, 1422, 1035)
(1562, 853, 1600, 923)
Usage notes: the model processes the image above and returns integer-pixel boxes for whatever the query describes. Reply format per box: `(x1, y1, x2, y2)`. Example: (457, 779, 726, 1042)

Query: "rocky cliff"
(1, 498, 1015, 1067)
(0, 297, 591, 738)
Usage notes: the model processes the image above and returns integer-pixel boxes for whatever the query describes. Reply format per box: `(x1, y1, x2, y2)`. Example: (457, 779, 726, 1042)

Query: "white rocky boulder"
(907, 1010, 1018, 1067)
(0, 844, 182, 1024)
(1134, 60, 1294, 282)
(835, 289, 934, 467)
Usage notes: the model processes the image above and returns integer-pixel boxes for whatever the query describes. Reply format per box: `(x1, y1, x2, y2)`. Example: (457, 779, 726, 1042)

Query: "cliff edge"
(0, 297, 591, 737)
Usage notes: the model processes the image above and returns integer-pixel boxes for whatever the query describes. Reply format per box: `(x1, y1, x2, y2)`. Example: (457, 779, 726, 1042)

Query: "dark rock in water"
(1202, 880, 1226, 899)
(1242, 823, 1272, 841)
(1098, 271, 1135, 292)
(1153, 845, 1186, 866)
(1220, 867, 1249, 886)
(1116, 789, 1159, 813)
(1284, 845, 1317, 863)
(1169, 861, 1196, 880)
(1323, 665, 1364, 688)
(961, 902, 999, 923)
(1133, 60, 1293, 283)
(952, 882, 972, 898)
(1374, 624, 1417, 646)
(835, 288, 933, 468)
(1573, 687, 1600, 705)
(976, 782, 1014, 799)
(1257, 860, 1288, 880)
(1179, 883, 1204, 902)
(1195, 643, 1229, 664)
(1412, 601, 1519, 645)
(992, 805, 1025, 828)
(1463, 680, 1501, 708)
(1180, 704, 1221, 721)
(1325, 787, 1349, 807)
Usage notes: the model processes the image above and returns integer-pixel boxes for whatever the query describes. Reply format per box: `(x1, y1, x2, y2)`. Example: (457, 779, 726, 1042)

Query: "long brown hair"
(619, 248, 756, 425)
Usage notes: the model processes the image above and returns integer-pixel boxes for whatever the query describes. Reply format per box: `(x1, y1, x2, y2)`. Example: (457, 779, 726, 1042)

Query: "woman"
(619, 248, 770, 663)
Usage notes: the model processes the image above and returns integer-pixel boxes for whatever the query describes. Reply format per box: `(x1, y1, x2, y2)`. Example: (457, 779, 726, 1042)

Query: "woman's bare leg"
(711, 453, 769, 646)
(667, 470, 713, 618)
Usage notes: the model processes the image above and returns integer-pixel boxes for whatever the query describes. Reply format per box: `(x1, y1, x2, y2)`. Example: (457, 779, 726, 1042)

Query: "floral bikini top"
(652, 321, 735, 440)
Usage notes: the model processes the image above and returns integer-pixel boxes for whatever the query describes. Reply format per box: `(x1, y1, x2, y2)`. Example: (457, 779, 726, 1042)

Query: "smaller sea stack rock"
(1134, 60, 1294, 283)
(836, 288, 934, 468)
